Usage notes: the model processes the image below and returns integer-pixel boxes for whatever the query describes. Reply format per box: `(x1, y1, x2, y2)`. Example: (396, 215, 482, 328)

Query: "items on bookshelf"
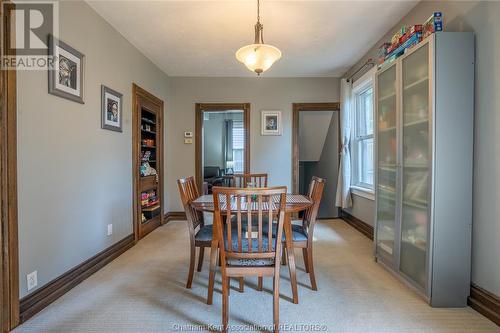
(143, 206, 160, 221)
(141, 123, 156, 133)
(141, 190, 159, 208)
(377, 12, 442, 68)
(140, 162, 157, 179)
(142, 138, 155, 147)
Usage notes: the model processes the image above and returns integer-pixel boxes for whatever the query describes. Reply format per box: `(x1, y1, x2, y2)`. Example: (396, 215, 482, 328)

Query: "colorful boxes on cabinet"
(377, 12, 442, 68)
(422, 12, 443, 38)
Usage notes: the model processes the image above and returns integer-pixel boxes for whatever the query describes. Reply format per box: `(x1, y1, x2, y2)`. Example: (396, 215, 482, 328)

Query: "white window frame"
(350, 68, 376, 200)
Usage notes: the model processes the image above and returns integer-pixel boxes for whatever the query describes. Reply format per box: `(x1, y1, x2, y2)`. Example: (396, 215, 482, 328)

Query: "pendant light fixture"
(235, 0, 281, 75)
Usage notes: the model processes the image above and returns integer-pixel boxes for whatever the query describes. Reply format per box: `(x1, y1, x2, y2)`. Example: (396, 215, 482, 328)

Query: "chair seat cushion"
(272, 223, 308, 242)
(195, 225, 214, 242)
(227, 257, 275, 267)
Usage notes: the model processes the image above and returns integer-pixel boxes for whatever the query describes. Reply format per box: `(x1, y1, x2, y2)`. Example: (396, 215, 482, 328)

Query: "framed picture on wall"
(261, 110, 282, 136)
(101, 85, 123, 132)
(48, 35, 85, 104)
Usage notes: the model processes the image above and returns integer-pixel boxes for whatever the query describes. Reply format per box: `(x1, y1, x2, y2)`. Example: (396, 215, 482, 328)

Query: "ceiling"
(87, 1, 417, 77)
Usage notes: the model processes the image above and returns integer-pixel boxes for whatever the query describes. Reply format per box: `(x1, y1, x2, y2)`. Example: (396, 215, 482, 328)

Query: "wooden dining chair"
(279, 176, 325, 291)
(212, 186, 287, 333)
(177, 177, 213, 292)
(231, 173, 268, 188)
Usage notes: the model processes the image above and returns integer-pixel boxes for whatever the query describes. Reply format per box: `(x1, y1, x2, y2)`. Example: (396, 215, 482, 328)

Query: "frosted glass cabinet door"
(400, 44, 430, 289)
(376, 64, 397, 262)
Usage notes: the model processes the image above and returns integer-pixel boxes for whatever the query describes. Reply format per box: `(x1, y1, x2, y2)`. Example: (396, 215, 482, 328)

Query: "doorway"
(195, 103, 250, 193)
(292, 103, 340, 219)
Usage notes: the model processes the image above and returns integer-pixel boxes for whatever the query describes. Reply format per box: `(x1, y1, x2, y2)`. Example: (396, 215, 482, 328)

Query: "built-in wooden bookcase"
(132, 84, 164, 240)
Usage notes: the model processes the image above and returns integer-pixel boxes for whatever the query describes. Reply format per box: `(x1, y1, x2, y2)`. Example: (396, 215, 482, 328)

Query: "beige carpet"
(14, 220, 499, 333)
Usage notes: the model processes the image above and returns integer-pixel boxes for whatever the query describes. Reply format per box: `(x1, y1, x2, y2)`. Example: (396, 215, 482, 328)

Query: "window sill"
(350, 186, 375, 201)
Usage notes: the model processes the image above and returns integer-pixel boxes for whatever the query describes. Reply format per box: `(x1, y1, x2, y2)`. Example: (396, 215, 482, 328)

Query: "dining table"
(191, 193, 313, 304)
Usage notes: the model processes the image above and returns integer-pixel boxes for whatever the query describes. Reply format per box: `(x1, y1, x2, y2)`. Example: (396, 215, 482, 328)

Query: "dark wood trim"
(292, 103, 340, 194)
(164, 211, 187, 223)
(468, 283, 500, 326)
(19, 234, 135, 323)
(1, 1, 20, 330)
(132, 84, 164, 241)
(195, 103, 251, 191)
(339, 210, 374, 240)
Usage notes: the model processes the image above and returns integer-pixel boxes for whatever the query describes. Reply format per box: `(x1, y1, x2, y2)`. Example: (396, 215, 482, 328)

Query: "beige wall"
(345, 0, 500, 296)
(166, 77, 339, 211)
(17, 1, 170, 298)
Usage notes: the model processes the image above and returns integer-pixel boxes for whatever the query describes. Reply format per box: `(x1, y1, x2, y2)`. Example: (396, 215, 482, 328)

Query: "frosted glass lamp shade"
(235, 43, 282, 75)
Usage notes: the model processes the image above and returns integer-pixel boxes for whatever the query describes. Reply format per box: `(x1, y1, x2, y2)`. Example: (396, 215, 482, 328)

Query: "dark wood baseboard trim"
(468, 283, 500, 326)
(164, 211, 187, 223)
(19, 234, 135, 323)
(339, 210, 499, 326)
(339, 210, 374, 240)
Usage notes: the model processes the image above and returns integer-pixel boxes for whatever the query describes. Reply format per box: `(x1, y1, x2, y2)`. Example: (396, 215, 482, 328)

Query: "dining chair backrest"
(231, 173, 268, 188)
(177, 177, 203, 231)
(303, 176, 325, 238)
(212, 186, 287, 259)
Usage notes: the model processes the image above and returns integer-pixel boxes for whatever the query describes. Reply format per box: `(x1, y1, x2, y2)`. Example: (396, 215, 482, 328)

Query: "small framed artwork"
(261, 110, 282, 136)
(101, 85, 123, 132)
(48, 35, 85, 104)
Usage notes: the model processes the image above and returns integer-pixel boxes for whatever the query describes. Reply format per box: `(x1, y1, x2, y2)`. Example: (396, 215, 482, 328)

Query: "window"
(232, 120, 244, 173)
(351, 76, 374, 192)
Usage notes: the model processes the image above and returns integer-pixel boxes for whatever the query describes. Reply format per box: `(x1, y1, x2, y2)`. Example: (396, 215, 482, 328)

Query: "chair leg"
(239, 277, 244, 292)
(186, 241, 196, 289)
(222, 276, 229, 333)
(207, 241, 218, 305)
(307, 244, 317, 291)
(197, 246, 205, 272)
(218, 248, 221, 267)
(273, 275, 280, 333)
(281, 247, 287, 265)
(258, 276, 263, 291)
(302, 248, 309, 273)
(284, 214, 299, 304)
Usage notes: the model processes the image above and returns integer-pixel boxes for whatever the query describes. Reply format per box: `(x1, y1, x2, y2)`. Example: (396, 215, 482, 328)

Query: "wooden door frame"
(1, 1, 20, 330)
(292, 103, 340, 194)
(195, 103, 250, 192)
(132, 84, 164, 242)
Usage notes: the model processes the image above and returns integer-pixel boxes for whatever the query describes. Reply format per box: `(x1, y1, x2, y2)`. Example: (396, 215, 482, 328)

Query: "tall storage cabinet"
(374, 32, 474, 307)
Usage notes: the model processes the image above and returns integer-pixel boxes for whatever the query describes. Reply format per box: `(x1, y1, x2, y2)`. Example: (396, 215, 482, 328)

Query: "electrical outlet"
(27, 271, 37, 291)
(107, 224, 113, 236)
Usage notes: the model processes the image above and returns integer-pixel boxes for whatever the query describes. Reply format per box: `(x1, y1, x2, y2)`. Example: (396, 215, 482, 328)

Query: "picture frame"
(261, 110, 282, 136)
(101, 85, 123, 132)
(48, 35, 85, 104)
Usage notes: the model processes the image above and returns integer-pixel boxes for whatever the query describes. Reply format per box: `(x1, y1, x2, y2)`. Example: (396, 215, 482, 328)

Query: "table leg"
(207, 239, 218, 305)
(284, 213, 298, 304)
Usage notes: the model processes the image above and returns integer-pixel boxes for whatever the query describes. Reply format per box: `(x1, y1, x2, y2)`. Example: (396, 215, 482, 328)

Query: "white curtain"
(335, 78, 353, 208)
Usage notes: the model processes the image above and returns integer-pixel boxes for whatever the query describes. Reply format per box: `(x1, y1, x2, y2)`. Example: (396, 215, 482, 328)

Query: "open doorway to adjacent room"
(293, 103, 340, 218)
(195, 103, 250, 193)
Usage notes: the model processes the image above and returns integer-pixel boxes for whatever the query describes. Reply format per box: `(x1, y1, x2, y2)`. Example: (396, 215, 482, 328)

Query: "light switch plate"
(107, 224, 113, 236)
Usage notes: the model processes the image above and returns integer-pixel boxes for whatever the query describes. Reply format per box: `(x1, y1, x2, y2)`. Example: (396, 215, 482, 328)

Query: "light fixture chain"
(257, 0, 260, 23)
